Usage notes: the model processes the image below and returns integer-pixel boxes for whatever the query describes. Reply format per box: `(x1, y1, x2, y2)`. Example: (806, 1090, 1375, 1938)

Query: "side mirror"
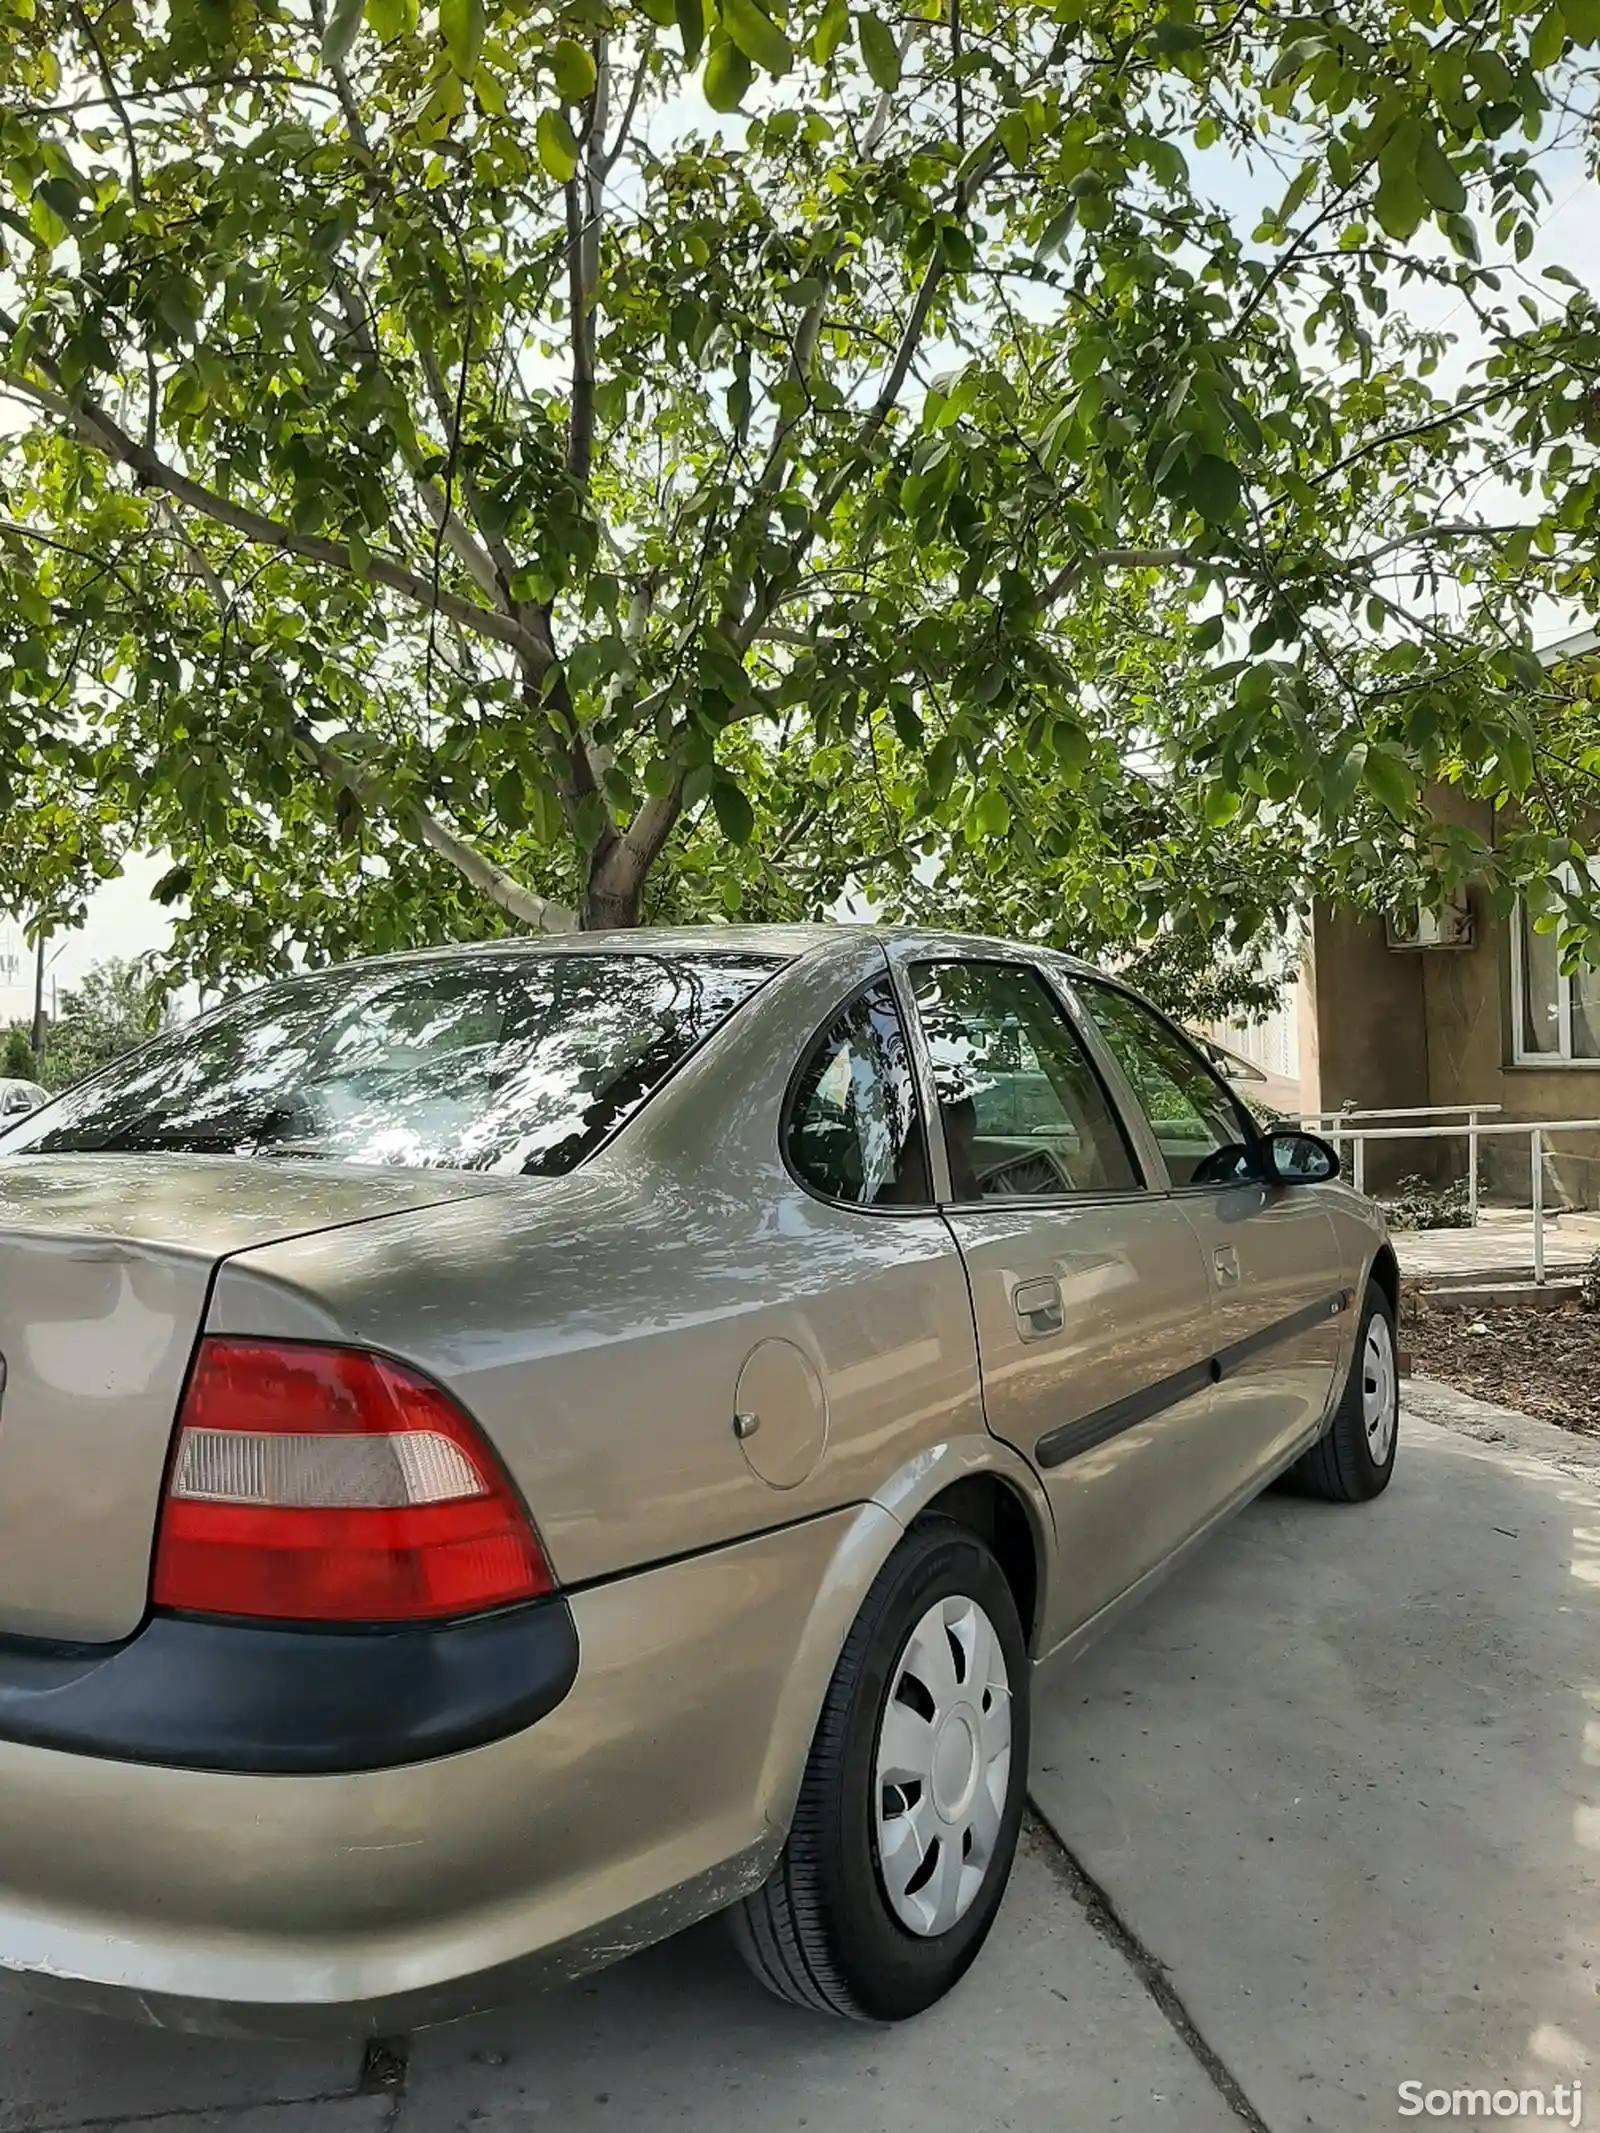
(1262, 1128, 1341, 1186)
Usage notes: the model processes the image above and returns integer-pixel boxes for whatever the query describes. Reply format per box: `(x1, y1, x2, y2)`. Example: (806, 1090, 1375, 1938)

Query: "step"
(1416, 1280, 1583, 1312)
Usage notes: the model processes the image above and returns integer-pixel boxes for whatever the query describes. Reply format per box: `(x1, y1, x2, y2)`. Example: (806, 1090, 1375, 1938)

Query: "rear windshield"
(4, 951, 782, 1176)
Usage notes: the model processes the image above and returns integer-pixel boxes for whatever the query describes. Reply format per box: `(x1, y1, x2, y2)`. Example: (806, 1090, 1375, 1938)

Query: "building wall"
(1421, 896, 1600, 1207)
(1304, 907, 1433, 1188)
(1304, 776, 1600, 1204)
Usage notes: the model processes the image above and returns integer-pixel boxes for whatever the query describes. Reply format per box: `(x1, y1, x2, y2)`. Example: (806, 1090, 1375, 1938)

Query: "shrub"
(1376, 1174, 1473, 1232)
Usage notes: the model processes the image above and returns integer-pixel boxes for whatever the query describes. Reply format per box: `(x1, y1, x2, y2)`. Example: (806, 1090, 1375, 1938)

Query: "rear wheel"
(1291, 1281, 1398, 1503)
(731, 1516, 1028, 2020)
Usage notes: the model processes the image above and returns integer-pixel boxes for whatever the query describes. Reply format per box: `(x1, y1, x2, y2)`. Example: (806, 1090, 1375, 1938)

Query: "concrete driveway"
(2, 1386, 1595, 2133)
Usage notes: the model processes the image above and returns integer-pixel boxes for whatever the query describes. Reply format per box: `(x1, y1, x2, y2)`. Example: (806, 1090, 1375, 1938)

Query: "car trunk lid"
(0, 1155, 506, 1641)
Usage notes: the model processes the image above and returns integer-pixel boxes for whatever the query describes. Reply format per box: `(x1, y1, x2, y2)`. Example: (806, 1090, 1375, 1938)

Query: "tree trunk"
(580, 877, 644, 930)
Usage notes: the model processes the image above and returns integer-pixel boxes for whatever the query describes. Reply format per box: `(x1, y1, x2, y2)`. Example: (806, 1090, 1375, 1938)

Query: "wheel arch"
(1368, 1240, 1399, 1318)
(753, 1439, 1054, 1841)
(910, 1473, 1045, 1653)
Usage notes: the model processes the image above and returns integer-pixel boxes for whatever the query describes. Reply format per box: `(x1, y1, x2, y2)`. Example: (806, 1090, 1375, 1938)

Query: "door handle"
(1012, 1277, 1064, 1340)
(1213, 1245, 1241, 1286)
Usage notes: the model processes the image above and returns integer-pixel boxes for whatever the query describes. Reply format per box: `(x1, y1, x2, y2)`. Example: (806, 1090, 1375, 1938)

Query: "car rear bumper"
(0, 1601, 580, 1774)
(0, 1504, 879, 2034)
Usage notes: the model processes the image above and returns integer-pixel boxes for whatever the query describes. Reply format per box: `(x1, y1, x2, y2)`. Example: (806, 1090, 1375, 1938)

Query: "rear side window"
(786, 980, 930, 1209)
(5, 951, 782, 1177)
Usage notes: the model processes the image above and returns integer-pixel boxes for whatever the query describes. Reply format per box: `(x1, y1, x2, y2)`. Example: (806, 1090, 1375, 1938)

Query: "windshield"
(3, 951, 782, 1176)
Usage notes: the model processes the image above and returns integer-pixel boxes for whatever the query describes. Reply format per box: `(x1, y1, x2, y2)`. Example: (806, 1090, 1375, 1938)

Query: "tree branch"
(68, 0, 159, 451)
(565, 37, 611, 492)
(300, 727, 576, 932)
(0, 320, 550, 670)
(412, 806, 576, 932)
(309, 5, 524, 604)
(598, 33, 650, 177)
(327, 267, 507, 608)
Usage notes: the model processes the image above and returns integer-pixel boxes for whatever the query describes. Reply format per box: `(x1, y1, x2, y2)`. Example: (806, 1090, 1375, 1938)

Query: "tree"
(38, 955, 171, 1087)
(3, 0, 1600, 1011)
(1, 1026, 37, 1079)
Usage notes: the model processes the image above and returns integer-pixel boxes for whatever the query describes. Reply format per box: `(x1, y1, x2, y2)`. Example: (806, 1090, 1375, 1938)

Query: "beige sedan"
(0, 925, 1396, 2034)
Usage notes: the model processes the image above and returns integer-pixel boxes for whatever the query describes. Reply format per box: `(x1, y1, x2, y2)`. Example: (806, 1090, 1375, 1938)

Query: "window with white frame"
(1512, 865, 1600, 1064)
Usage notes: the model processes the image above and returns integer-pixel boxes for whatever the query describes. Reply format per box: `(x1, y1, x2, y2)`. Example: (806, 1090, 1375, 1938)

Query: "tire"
(1291, 1280, 1399, 1502)
(731, 1515, 1029, 2021)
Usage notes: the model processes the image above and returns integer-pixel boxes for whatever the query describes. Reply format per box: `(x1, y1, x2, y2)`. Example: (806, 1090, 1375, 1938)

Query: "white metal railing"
(1303, 1114, 1600, 1283)
(1295, 1105, 1502, 1225)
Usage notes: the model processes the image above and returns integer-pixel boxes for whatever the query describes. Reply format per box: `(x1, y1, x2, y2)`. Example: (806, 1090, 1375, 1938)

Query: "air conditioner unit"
(1386, 891, 1474, 951)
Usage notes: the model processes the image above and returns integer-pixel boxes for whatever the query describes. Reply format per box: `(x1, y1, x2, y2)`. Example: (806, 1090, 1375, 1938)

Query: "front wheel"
(1291, 1281, 1399, 1502)
(731, 1516, 1029, 2020)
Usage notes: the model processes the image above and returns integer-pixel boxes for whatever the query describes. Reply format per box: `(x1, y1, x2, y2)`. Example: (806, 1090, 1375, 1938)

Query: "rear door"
(895, 953, 1226, 1653)
(1070, 980, 1344, 1488)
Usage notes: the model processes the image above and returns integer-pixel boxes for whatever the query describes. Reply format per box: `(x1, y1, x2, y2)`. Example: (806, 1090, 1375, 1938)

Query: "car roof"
(289, 922, 1100, 978)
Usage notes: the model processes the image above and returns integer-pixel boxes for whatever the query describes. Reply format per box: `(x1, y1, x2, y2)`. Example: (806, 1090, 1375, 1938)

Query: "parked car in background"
(0, 1078, 48, 1131)
(0, 925, 1398, 2036)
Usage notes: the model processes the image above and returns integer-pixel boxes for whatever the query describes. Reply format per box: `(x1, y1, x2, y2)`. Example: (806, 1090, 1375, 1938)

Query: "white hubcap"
(1363, 1313, 1398, 1465)
(873, 1595, 1011, 1937)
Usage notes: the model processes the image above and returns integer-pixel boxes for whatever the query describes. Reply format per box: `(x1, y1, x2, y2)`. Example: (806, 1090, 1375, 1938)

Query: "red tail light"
(152, 1339, 554, 1624)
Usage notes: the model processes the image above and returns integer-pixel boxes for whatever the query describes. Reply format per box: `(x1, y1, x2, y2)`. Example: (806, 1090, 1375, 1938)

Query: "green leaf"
(1499, 727, 1535, 796)
(537, 107, 580, 180)
(1415, 127, 1466, 214)
(858, 12, 900, 89)
(439, 0, 485, 78)
(320, 0, 364, 67)
(998, 111, 1030, 169)
(812, 0, 848, 60)
(1561, 0, 1600, 44)
(151, 865, 193, 906)
(365, 0, 417, 41)
(28, 192, 68, 247)
(574, 790, 612, 853)
(1190, 453, 1241, 521)
(972, 786, 1010, 840)
(550, 37, 597, 100)
(682, 761, 716, 810)
(1051, 720, 1091, 773)
(712, 779, 755, 843)
(703, 34, 755, 107)
(473, 63, 506, 114)
(1372, 164, 1425, 242)
(1192, 613, 1226, 652)
(675, 0, 704, 65)
(1151, 16, 1204, 52)
(723, 0, 792, 72)
(1531, 7, 1566, 65)
(1362, 746, 1418, 819)
(1202, 784, 1242, 827)
(1035, 204, 1075, 258)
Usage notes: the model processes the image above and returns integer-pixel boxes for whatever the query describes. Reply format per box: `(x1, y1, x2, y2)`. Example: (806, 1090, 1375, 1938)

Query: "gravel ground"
(1405, 1297, 1600, 1435)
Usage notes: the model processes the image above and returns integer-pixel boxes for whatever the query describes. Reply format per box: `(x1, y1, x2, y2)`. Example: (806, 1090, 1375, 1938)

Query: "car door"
(895, 953, 1227, 1654)
(1070, 979, 1345, 1490)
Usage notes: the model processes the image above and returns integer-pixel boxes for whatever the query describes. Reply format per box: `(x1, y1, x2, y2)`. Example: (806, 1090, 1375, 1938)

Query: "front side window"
(1076, 982, 1256, 1189)
(786, 981, 930, 1208)
(1515, 869, 1600, 1063)
(909, 960, 1140, 1202)
(4, 951, 781, 1176)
